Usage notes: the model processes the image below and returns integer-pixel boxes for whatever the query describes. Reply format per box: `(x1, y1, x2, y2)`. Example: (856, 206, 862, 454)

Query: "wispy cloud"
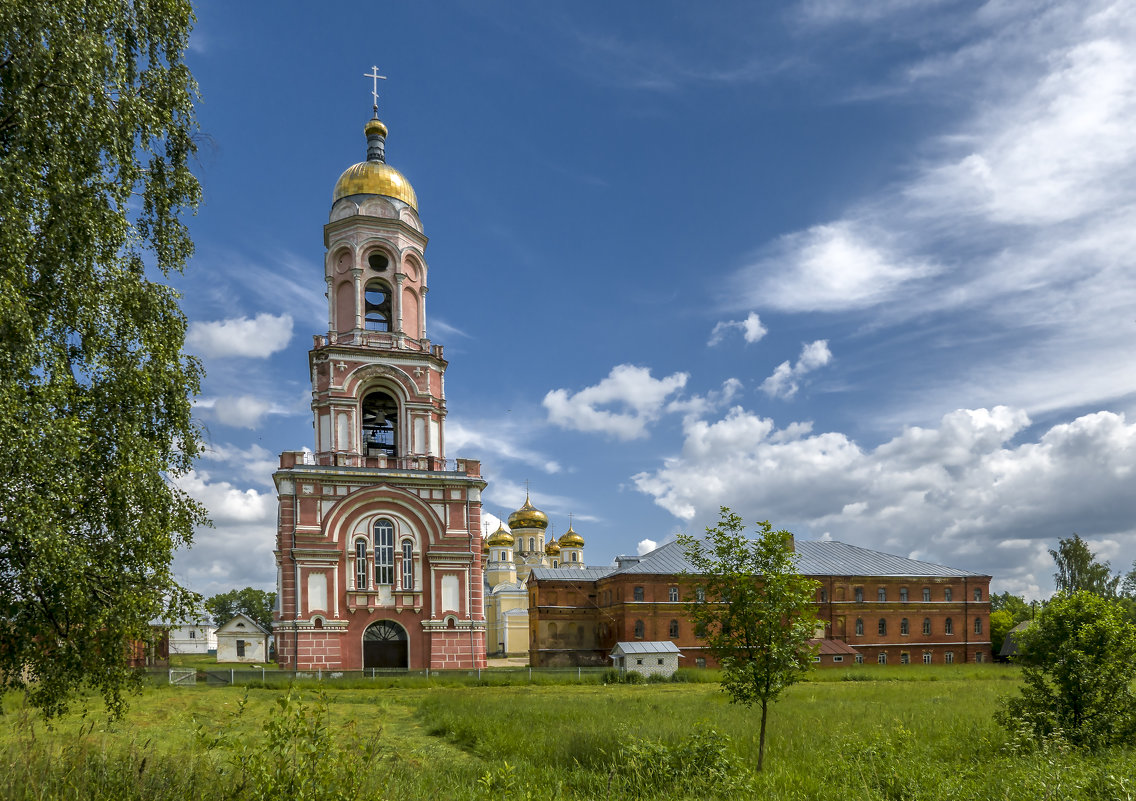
(708, 311, 767, 346)
(544, 364, 689, 440)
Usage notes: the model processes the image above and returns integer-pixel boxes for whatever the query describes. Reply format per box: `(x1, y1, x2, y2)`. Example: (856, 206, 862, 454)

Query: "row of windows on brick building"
(619, 586, 983, 603)
(855, 617, 983, 636)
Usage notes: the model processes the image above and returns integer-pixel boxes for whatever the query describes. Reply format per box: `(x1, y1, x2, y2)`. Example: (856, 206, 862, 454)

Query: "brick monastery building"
(527, 539, 991, 668)
(272, 97, 992, 673)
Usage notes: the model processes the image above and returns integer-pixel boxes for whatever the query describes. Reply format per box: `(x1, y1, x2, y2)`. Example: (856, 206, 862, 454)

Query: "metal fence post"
(230, 668, 234, 685)
(528, 666, 532, 682)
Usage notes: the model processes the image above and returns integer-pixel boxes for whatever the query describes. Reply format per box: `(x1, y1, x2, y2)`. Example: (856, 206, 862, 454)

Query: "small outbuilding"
(215, 613, 270, 663)
(999, 620, 1033, 660)
(610, 641, 681, 678)
(169, 619, 217, 654)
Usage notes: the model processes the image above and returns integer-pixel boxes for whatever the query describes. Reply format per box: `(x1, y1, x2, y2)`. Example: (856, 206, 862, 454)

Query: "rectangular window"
(375, 521, 394, 585)
(922, 587, 930, 602)
(975, 651, 984, 663)
(355, 540, 367, 590)
(657, 658, 664, 665)
(878, 587, 887, 602)
(189, 630, 196, 639)
(900, 587, 908, 602)
(945, 651, 954, 664)
(944, 587, 953, 602)
(813, 656, 822, 663)
(636, 659, 643, 665)
(236, 640, 245, 658)
(669, 586, 679, 602)
(855, 587, 864, 603)
(401, 540, 414, 590)
(974, 587, 982, 601)
(855, 654, 864, 664)
(633, 586, 645, 601)
(923, 652, 932, 664)
(878, 652, 887, 665)
(901, 652, 910, 664)
(832, 655, 843, 663)
(695, 657, 706, 669)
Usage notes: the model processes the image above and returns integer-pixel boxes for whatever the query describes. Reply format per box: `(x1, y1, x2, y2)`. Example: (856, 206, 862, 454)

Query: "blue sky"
(172, 0, 1136, 600)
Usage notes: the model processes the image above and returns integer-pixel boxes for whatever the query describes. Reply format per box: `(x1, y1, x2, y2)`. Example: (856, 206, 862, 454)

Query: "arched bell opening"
(361, 390, 399, 458)
(363, 280, 392, 331)
(362, 620, 408, 669)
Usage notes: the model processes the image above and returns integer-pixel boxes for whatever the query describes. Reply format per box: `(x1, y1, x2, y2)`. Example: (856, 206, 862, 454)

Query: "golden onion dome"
(559, 525, 585, 548)
(544, 540, 561, 556)
(486, 523, 515, 548)
(507, 495, 549, 531)
(332, 119, 418, 210)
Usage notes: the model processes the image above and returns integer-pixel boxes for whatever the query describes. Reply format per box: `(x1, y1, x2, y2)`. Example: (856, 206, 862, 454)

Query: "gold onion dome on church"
(332, 121, 418, 210)
(486, 523, 515, 547)
(559, 526, 584, 548)
(507, 496, 549, 530)
(544, 540, 561, 556)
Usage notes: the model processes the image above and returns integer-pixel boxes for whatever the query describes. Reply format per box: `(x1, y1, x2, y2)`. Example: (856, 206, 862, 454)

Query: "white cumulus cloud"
(543, 364, 689, 440)
(708, 312, 768, 346)
(186, 313, 294, 359)
(761, 340, 833, 399)
(633, 406, 1136, 598)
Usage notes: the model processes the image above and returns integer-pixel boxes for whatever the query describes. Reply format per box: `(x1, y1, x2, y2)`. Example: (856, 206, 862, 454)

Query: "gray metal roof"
(529, 566, 616, 582)
(607, 539, 986, 578)
(611, 640, 682, 655)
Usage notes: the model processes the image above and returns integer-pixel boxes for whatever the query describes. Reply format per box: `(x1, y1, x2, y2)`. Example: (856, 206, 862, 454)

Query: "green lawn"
(1, 666, 1132, 800)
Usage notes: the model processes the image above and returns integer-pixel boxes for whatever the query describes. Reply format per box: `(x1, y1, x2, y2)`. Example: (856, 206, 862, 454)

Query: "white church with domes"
(483, 495, 587, 657)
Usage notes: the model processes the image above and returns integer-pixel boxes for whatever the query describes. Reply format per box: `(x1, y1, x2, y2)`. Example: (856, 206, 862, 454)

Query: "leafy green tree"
(1050, 535, 1120, 597)
(989, 591, 1033, 655)
(679, 508, 819, 771)
(206, 587, 277, 631)
(0, 0, 204, 717)
(997, 591, 1136, 749)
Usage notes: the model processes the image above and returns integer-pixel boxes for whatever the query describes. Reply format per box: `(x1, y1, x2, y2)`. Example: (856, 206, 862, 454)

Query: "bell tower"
(273, 78, 487, 672)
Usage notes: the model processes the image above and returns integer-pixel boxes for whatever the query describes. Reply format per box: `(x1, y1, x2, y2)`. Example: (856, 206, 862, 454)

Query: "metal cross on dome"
(364, 65, 386, 113)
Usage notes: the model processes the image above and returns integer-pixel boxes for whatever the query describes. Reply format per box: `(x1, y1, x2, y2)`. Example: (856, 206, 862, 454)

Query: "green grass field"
(1, 666, 1132, 800)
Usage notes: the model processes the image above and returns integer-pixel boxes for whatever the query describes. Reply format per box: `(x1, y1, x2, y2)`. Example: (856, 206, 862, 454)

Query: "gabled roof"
(215, 612, 270, 637)
(594, 539, 985, 579)
(528, 566, 616, 582)
(811, 638, 859, 655)
(611, 641, 682, 655)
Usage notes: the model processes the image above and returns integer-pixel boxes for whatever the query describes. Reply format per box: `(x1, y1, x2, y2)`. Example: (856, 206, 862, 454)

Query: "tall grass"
(1, 668, 1133, 800)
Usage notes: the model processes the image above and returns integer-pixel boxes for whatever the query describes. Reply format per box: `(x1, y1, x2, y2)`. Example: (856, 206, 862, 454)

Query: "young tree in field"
(997, 591, 1136, 749)
(678, 508, 819, 771)
(0, 1, 205, 717)
(205, 587, 277, 630)
(1050, 535, 1120, 597)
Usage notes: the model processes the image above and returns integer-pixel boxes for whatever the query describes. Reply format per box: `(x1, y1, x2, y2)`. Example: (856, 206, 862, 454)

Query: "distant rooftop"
(530, 538, 987, 582)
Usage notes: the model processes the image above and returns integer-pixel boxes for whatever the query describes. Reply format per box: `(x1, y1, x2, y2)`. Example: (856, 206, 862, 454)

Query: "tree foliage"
(205, 587, 276, 631)
(0, 0, 204, 717)
(997, 591, 1136, 749)
(1050, 535, 1120, 597)
(679, 508, 819, 771)
(989, 592, 1033, 655)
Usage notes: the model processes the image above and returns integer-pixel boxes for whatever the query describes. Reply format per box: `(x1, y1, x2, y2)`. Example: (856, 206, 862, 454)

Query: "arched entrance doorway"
(363, 620, 408, 669)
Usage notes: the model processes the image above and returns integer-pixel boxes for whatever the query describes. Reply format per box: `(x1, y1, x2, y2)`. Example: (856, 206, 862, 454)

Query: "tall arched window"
(528, 537, 535, 552)
(855, 618, 864, 636)
(401, 539, 414, 590)
(974, 617, 982, 634)
(361, 391, 398, 458)
(945, 617, 954, 635)
(669, 619, 679, 638)
(374, 520, 394, 585)
(634, 620, 645, 639)
(364, 280, 392, 331)
(571, 551, 578, 562)
(354, 538, 368, 591)
(878, 618, 887, 635)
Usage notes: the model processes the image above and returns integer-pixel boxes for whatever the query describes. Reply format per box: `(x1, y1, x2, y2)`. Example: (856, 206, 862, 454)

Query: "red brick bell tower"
(273, 101, 487, 671)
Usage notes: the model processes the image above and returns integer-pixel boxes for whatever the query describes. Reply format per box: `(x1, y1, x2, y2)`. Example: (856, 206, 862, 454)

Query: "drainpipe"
(466, 491, 476, 667)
